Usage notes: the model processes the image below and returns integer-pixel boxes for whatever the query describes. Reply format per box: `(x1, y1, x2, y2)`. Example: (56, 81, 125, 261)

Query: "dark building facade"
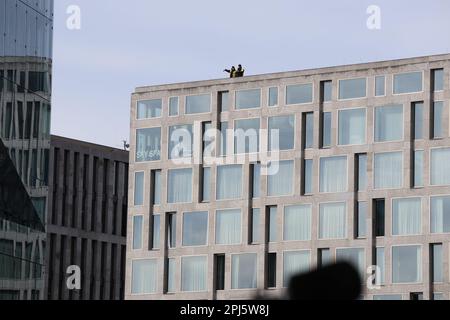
(0, 0, 53, 300)
(46, 135, 128, 300)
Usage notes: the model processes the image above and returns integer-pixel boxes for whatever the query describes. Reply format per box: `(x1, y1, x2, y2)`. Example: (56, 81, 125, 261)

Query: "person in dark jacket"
(224, 66, 236, 78)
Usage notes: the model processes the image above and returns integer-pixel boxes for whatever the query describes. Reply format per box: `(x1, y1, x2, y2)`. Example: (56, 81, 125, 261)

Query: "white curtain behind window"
(181, 256, 207, 292)
(374, 152, 403, 189)
(231, 254, 257, 289)
(216, 165, 242, 200)
(375, 104, 403, 142)
(268, 160, 294, 196)
(216, 209, 242, 245)
(131, 259, 157, 294)
(392, 198, 422, 235)
(320, 156, 347, 193)
(167, 168, 192, 203)
(283, 251, 310, 287)
(284, 205, 311, 241)
(338, 108, 366, 145)
(319, 202, 346, 239)
(431, 196, 450, 233)
(431, 148, 450, 185)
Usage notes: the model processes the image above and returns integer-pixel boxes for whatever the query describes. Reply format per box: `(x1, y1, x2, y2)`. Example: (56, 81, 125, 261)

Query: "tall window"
(318, 249, 332, 268)
(167, 258, 176, 293)
(268, 115, 295, 151)
(357, 154, 367, 191)
(268, 206, 277, 242)
(137, 99, 162, 119)
(218, 91, 229, 112)
(433, 101, 444, 138)
(134, 172, 144, 206)
(374, 199, 385, 237)
(251, 209, 261, 244)
(286, 83, 313, 105)
(374, 152, 403, 189)
(167, 168, 193, 203)
(252, 163, 261, 198)
(181, 256, 207, 292)
(131, 259, 157, 294)
(392, 198, 422, 236)
(216, 165, 242, 200)
(375, 76, 386, 96)
(167, 213, 177, 248)
(136, 127, 161, 162)
(321, 80, 332, 102)
(319, 202, 347, 239)
(132, 215, 143, 250)
(153, 169, 161, 205)
(392, 245, 422, 283)
(202, 167, 211, 202)
(431, 148, 450, 185)
(414, 151, 424, 187)
(186, 94, 211, 114)
(431, 196, 450, 233)
(322, 112, 332, 148)
(169, 97, 179, 116)
(235, 89, 261, 109)
(376, 247, 385, 284)
(357, 202, 367, 239)
(169, 124, 193, 159)
(393, 72, 423, 94)
(413, 102, 424, 140)
(220, 122, 229, 156)
(375, 104, 403, 142)
(303, 159, 313, 195)
(152, 214, 161, 249)
(339, 78, 366, 100)
(283, 205, 311, 241)
(433, 69, 444, 91)
(320, 156, 347, 193)
(303, 112, 314, 149)
(267, 253, 277, 288)
(268, 87, 278, 107)
(183, 211, 208, 246)
(431, 244, 443, 283)
(214, 255, 225, 291)
(231, 254, 257, 289)
(234, 118, 260, 154)
(267, 160, 294, 196)
(338, 108, 366, 145)
(216, 209, 242, 245)
(283, 251, 310, 287)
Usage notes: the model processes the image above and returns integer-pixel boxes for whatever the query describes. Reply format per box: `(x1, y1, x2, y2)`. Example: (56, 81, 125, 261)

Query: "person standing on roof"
(236, 64, 245, 77)
(224, 66, 236, 78)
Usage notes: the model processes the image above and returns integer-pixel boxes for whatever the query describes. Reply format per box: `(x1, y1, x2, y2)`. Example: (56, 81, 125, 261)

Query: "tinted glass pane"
(433, 101, 444, 138)
(286, 84, 313, 104)
(322, 112, 331, 147)
(137, 99, 162, 119)
(268, 87, 278, 106)
(136, 128, 161, 162)
(323, 81, 332, 102)
(394, 72, 423, 94)
(305, 113, 314, 149)
(182, 211, 208, 246)
(434, 69, 444, 91)
(338, 108, 366, 145)
(186, 94, 211, 114)
(134, 172, 144, 206)
(339, 78, 366, 99)
(236, 89, 261, 109)
(169, 97, 179, 116)
(375, 76, 385, 96)
(234, 118, 260, 153)
(414, 102, 424, 140)
(269, 115, 295, 151)
(375, 104, 403, 142)
(169, 124, 193, 159)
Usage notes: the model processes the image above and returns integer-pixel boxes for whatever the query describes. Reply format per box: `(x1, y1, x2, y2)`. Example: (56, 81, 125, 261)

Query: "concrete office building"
(0, 0, 53, 300)
(126, 54, 450, 300)
(46, 135, 129, 300)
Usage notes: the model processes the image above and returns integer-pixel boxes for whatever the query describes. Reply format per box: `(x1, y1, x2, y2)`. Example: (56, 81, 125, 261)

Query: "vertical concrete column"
(61, 236, 71, 300)
(104, 242, 112, 299)
(82, 238, 92, 300)
(85, 155, 94, 232)
(51, 233, 61, 300)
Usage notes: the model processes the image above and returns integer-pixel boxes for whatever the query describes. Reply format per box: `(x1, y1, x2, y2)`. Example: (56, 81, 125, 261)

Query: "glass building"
(0, 0, 53, 300)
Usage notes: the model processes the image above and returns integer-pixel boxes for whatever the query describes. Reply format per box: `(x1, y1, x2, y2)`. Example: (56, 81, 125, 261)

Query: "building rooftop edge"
(51, 135, 129, 156)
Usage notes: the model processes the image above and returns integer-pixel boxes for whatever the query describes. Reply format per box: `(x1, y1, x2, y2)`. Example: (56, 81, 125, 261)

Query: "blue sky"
(51, 0, 450, 148)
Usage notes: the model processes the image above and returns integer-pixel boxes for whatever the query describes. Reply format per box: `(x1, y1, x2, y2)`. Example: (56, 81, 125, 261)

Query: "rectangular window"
(182, 211, 208, 246)
(169, 124, 193, 159)
(216, 165, 242, 200)
(357, 202, 367, 239)
(433, 69, 444, 91)
(392, 198, 422, 236)
(267, 253, 277, 288)
(303, 112, 314, 149)
(167, 168, 193, 203)
(185, 94, 211, 114)
(216, 209, 242, 245)
(231, 253, 257, 289)
(322, 80, 332, 102)
(339, 78, 367, 100)
(414, 151, 424, 187)
(137, 99, 162, 119)
(234, 118, 260, 153)
(431, 148, 450, 185)
(336, 248, 365, 277)
(320, 156, 347, 193)
(235, 89, 261, 109)
(410, 293, 424, 301)
(375, 76, 386, 96)
(413, 102, 424, 140)
(319, 202, 347, 239)
(251, 209, 261, 244)
(392, 245, 422, 284)
(338, 108, 366, 145)
(268, 160, 294, 196)
(268, 115, 295, 151)
(304, 159, 313, 195)
(431, 196, 450, 233)
(322, 112, 332, 148)
(373, 295, 402, 301)
(284, 205, 311, 241)
(374, 199, 385, 237)
(394, 72, 423, 94)
(153, 170, 161, 205)
(167, 213, 177, 248)
(286, 83, 313, 105)
(203, 122, 213, 157)
(134, 172, 144, 206)
(152, 215, 161, 249)
(268, 87, 278, 107)
(136, 127, 161, 162)
(214, 254, 225, 291)
(375, 104, 403, 142)
(132, 216, 143, 250)
(220, 122, 229, 156)
(167, 258, 176, 293)
(318, 249, 332, 268)
(268, 206, 277, 242)
(169, 97, 179, 116)
(131, 259, 157, 294)
(374, 152, 403, 189)
(252, 163, 261, 198)
(433, 293, 444, 300)
(376, 247, 385, 284)
(433, 101, 444, 138)
(181, 256, 207, 292)
(218, 91, 229, 112)
(357, 154, 367, 191)
(202, 167, 211, 202)
(431, 244, 443, 283)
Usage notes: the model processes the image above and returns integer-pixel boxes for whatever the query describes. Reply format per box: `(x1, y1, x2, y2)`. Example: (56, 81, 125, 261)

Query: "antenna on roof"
(123, 140, 130, 151)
